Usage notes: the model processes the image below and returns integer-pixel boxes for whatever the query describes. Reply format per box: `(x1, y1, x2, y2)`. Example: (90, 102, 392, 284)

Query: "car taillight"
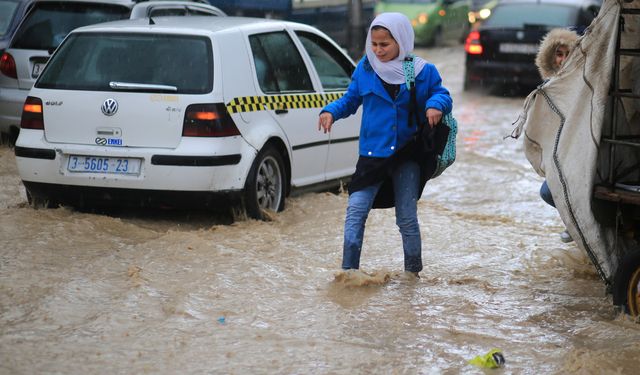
(465, 31, 483, 55)
(0, 52, 17, 79)
(182, 103, 240, 137)
(21, 96, 44, 130)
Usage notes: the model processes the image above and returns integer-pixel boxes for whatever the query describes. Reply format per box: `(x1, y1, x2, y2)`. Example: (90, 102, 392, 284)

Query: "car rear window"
(148, 6, 222, 17)
(36, 32, 213, 94)
(483, 4, 578, 28)
(11, 2, 130, 50)
(0, 0, 20, 37)
(149, 7, 189, 16)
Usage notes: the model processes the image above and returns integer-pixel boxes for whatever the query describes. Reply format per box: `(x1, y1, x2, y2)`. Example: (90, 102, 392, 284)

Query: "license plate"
(499, 43, 538, 54)
(67, 155, 141, 175)
(32, 62, 46, 78)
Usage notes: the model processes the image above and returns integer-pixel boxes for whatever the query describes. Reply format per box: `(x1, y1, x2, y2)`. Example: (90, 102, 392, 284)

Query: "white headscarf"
(365, 12, 427, 85)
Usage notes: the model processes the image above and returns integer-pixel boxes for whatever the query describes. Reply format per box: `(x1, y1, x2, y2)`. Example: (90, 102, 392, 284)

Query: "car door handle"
(275, 109, 288, 115)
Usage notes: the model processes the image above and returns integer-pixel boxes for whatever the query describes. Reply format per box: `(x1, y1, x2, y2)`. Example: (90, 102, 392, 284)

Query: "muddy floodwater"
(1, 46, 640, 374)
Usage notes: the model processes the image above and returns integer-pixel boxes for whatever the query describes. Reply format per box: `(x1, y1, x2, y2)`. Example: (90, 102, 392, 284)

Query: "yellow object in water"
(468, 349, 505, 369)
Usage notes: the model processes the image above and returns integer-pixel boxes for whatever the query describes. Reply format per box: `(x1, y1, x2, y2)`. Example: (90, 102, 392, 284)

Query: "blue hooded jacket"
(322, 57, 452, 158)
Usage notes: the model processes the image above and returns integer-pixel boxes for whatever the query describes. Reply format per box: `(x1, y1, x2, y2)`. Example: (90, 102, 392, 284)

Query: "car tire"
(0, 128, 19, 146)
(426, 26, 443, 47)
(26, 189, 58, 209)
(463, 70, 476, 91)
(435, 27, 445, 47)
(459, 23, 471, 44)
(612, 249, 640, 317)
(243, 145, 286, 220)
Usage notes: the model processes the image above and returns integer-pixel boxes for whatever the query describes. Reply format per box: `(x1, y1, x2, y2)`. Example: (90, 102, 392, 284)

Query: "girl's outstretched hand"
(318, 112, 334, 133)
(426, 108, 443, 128)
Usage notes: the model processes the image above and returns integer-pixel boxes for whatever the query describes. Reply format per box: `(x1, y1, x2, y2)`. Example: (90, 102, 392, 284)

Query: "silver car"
(0, 0, 225, 142)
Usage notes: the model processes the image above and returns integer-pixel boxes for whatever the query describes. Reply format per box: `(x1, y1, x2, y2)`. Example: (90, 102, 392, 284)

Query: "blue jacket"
(322, 57, 452, 158)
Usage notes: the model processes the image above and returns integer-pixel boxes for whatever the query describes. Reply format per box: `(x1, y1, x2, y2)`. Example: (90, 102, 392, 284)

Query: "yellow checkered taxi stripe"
(226, 93, 344, 114)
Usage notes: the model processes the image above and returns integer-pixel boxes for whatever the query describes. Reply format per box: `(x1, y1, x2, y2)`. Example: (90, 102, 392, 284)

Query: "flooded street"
(2, 45, 640, 374)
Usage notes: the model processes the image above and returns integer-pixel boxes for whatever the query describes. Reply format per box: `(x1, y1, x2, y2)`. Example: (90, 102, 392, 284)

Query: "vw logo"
(101, 98, 118, 116)
(516, 31, 525, 40)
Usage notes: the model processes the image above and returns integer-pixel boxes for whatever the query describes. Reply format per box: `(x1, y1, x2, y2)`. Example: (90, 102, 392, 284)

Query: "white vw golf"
(14, 16, 361, 219)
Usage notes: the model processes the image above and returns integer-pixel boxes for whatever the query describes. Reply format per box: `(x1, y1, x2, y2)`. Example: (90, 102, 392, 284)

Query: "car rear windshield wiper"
(109, 81, 178, 92)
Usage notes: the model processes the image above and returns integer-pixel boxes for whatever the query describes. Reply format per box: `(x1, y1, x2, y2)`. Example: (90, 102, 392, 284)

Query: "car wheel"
(432, 26, 444, 47)
(26, 189, 58, 209)
(463, 70, 477, 91)
(612, 249, 640, 317)
(244, 145, 286, 220)
(459, 23, 471, 44)
(426, 26, 443, 47)
(0, 128, 19, 146)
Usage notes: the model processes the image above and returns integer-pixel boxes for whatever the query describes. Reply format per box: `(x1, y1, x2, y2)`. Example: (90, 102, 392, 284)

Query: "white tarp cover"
(512, 0, 640, 285)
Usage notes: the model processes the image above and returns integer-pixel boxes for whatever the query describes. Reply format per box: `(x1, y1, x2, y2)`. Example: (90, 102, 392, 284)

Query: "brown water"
(1, 46, 639, 374)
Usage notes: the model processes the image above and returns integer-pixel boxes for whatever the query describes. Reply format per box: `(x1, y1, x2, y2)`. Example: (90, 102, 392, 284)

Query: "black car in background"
(208, 0, 376, 54)
(463, 0, 601, 91)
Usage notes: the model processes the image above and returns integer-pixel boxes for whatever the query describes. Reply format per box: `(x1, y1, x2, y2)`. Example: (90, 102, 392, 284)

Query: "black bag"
(417, 113, 449, 155)
(409, 75, 456, 179)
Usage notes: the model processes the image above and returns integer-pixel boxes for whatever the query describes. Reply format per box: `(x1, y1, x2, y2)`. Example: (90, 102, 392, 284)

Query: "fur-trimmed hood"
(535, 28, 579, 80)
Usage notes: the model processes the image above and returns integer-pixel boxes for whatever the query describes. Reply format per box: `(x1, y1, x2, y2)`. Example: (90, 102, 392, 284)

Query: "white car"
(0, 0, 225, 141)
(14, 16, 361, 219)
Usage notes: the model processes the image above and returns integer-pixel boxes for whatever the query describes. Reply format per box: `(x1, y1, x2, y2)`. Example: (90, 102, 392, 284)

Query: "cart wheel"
(612, 251, 640, 317)
(627, 266, 640, 317)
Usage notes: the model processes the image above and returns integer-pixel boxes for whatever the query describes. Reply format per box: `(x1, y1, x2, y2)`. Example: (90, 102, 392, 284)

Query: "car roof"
(72, 15, 316, 35)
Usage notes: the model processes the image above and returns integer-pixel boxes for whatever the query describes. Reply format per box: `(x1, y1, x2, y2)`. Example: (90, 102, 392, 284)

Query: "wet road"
(1, 46, 640, 374)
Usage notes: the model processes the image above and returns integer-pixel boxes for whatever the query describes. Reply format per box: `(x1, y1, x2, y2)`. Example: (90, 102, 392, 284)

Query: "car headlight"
(479, 8, 491, 19)
(413, 12, 428, 26)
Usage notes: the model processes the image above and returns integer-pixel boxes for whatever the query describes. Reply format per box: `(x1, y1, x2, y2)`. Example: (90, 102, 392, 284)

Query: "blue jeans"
(540, 180, 555, 208)
(342, 159, 423, 273)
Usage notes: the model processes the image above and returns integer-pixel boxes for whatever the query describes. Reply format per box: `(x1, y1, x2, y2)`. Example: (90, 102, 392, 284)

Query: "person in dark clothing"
(317, 12, 452, 277)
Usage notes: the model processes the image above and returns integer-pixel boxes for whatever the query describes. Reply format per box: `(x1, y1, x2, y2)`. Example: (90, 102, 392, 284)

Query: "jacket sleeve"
(424, 66, 452, 114)
(320, 63, 363, 121)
